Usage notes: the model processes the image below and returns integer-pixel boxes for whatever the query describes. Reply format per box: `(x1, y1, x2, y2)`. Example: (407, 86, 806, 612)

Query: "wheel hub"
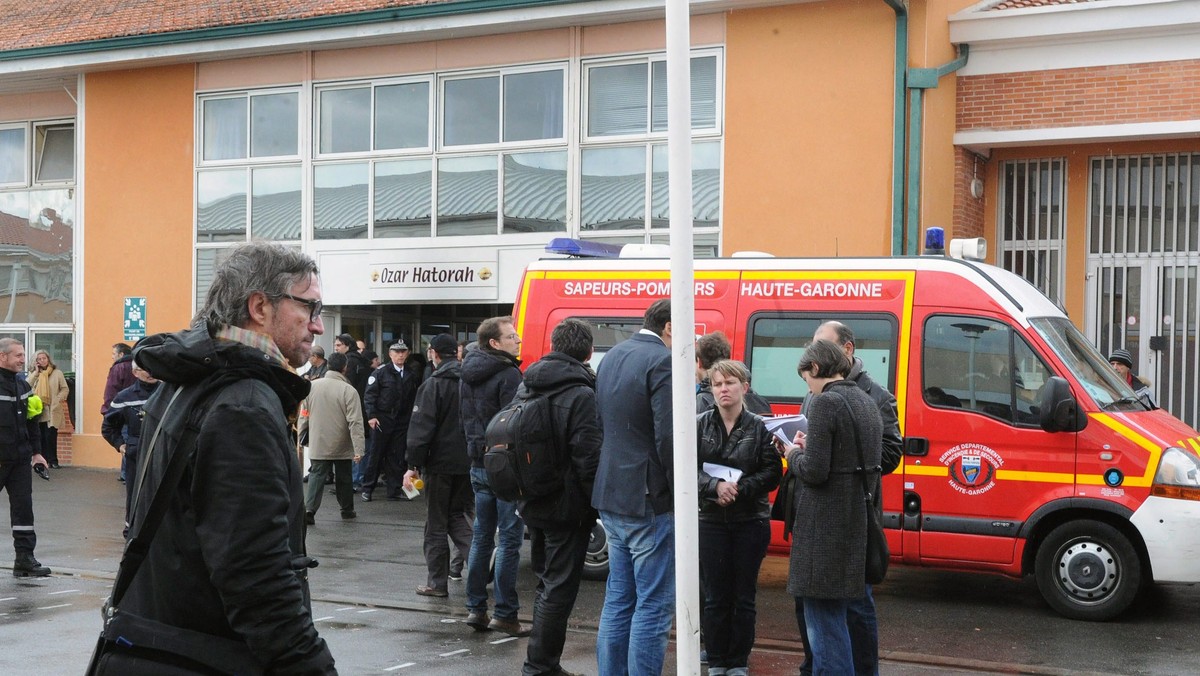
(1057, 541, 1118, 602)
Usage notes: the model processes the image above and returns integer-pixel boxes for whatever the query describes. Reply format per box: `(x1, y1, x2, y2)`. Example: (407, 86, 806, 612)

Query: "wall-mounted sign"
(124, 297, 146, 342)
(366, 259, 498, 301)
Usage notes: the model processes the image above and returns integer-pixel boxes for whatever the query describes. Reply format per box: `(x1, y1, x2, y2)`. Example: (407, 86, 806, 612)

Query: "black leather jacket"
(696, 407, 782, 523)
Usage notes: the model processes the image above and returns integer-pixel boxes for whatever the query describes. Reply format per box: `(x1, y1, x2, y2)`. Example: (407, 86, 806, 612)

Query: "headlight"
(1151, 447, 1200, 500)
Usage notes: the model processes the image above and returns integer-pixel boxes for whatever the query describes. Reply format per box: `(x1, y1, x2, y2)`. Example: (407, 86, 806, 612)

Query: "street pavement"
(0, 467, 1157, 674)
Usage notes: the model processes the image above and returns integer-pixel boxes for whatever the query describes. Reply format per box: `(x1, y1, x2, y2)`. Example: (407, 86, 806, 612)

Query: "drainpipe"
(882, 0, 908, 256)
(904, 43, 969, 255)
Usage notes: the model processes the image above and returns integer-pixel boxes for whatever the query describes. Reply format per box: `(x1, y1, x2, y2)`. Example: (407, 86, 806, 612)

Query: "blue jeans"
(596, 507, 675, 676)
(803, 597, 854, 675)
(466, 467, 523, 620)
(796, 587, 879, 676)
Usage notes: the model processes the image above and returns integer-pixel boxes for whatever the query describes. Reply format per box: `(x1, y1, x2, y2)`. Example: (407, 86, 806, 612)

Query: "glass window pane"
(0, 128, 25, 184)
(314, 163, 369, 240)
(503, 70, 564, 142)
(196, 248, 230, 312)
(202, 97, 247, 161)
(251, 166, 301, 241)
(581, 147, 645, 231)
(923, 316, 1013, 420)
(376, 82, 430, 150)
(443, 77, 499, 146)
(375, 159, 432, 238)
(503, 151, 566, 234)
(650, 140, 722, 229)
(196, 169, 247, 242)
(588, 64, 647, 137)
(437, 155, 498, 236)
(652, 56, 718, 132)
(0, 189, 74, 322)
(33, 332, 73, 375)
(36, 126, 73, 182)
(250, 93, 298, 157)
(319, 87, 371, 154)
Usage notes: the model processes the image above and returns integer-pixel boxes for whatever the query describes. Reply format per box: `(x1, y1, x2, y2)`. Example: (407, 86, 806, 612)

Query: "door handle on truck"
(905, 437, 929, 456)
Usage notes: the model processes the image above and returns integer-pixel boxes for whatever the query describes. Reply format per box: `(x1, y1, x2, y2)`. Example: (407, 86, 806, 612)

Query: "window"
(34, 124, 73, 183)
(374, 159, 432, 238)
(313, 163, 369, 239)
(197, 166, 301, 242)
(437, 155, 498, 236)
(0, 126, 27, 185)
(922, 315, 1053, 426)
(999, 158, 1064, 304)
(503, 151, 567, 234)
(441, 67, 565, 148)
(200, 91, 299, 162)
(317, 79, 433, 155)
(569, 317, 642, 370)
(747, 314, 897, 402)
(586, 54, 719, 139)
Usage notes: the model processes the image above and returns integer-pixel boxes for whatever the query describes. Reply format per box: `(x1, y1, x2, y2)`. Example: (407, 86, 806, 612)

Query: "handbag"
(87, 381, 266, 676)
(839, 394, 890, 585)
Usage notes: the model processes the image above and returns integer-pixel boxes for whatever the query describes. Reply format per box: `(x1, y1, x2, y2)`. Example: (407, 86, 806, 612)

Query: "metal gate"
(1085, 153, 1200, 427)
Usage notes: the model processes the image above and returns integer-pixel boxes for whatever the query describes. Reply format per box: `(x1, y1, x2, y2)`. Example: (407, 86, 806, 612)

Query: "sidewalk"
(12, 467, 1069, 675)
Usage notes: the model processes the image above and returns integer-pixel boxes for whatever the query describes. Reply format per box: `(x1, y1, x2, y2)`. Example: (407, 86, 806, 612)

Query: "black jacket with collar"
(459, 346, 522, 467)
(363, 361, 419, 430)
(406, 358, 469, 475)
(126, 320, 335, 675)
(0, 369, 40, 462)
(696, 407, 782, 523)
(516, 352, 602, 529)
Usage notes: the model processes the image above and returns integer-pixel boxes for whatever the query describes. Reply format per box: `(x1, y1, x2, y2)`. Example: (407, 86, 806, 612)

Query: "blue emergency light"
(544, 238, 624, 259)
(923, 227, 946, 256)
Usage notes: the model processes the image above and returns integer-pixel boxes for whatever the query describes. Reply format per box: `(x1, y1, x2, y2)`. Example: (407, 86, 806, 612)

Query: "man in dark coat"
(336, 334, 371, 488)
(103, 342, 137, 483)
(100, 361, 159, 537)
(404, 333, 474, 598)
(519, 318, 602, 676)
(592, 298, 675, 676)
(460, 315, 526, 636)
(361, 341, 419, 501)
(0, 338, 50, 577)
(125, 242, 336, 674)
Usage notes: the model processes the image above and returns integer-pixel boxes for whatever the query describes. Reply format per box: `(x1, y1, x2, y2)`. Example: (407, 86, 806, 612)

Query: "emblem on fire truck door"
(940, 442, 1003, 496)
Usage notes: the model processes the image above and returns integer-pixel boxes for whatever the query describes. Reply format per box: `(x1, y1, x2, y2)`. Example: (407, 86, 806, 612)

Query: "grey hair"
(197, 242, 319, 331)
(0, 337, 22, 354)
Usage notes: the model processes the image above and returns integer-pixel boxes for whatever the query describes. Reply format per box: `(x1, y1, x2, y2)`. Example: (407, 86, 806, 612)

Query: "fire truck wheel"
(582, 519, 609, 581)
(1034, 519, 1141, 621)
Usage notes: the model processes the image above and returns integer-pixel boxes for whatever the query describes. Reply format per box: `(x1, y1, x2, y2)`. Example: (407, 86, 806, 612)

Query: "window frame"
(197, 87, 302, 166)
(0, 123, 30, 188)
(313, 75, 436, 159)
(437, 62, 569, 153)
(32, 121, 74, 185)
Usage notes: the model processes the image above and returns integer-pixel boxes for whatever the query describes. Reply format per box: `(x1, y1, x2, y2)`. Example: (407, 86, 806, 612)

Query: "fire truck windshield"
(1031, 317, 1147, 412)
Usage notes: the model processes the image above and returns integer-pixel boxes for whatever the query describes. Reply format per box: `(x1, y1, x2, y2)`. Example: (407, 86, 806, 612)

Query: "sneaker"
(448, 571, 463, 582)
(487, 616, 530, 637)
(341, 511, 357, 520)
(304, 512, 315, 525)
(361, 491, 373, 502)
(416, 585, 448, 598)
(464, 610, 490, 631)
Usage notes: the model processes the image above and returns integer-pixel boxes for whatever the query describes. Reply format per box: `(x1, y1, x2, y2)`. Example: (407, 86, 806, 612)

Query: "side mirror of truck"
(1039, 376, 1087, 433)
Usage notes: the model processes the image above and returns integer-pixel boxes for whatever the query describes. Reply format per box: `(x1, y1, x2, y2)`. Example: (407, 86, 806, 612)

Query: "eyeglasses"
(275, 294, 323, 323)
(503, 333, 520, 341)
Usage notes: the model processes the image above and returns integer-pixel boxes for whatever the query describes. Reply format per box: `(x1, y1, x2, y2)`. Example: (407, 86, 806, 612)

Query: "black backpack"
(483, 386, 562, 502)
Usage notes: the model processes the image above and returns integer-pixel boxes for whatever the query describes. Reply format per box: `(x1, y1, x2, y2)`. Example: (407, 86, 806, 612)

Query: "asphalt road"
(1, 467, 1198, 674)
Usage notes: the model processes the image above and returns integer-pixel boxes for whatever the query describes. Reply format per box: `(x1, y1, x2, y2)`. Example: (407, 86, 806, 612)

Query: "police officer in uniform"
(361, 341, 420, 501)
(0, 338, 50, 577)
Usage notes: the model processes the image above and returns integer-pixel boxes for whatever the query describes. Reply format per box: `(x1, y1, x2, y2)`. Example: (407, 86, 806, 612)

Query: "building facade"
(1, 0, 1197, 466)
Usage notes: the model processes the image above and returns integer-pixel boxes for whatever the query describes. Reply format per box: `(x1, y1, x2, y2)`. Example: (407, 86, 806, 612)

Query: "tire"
(581, 519, 610, 581)
(1034, 519, 1142, 621)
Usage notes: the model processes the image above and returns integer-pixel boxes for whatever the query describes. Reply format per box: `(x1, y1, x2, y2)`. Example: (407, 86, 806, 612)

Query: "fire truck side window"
(923, 315, 1052, 426)
(574, 318, 642, 370)
(747, 314, 896, 404)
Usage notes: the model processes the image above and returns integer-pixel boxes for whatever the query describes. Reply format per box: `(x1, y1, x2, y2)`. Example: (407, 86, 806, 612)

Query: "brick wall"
(953, 147, 986, 239)
(957, 59, 1200, 131)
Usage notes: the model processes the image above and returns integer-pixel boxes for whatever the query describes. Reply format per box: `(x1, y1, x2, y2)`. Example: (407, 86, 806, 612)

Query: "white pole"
(666, 0, 699, 674)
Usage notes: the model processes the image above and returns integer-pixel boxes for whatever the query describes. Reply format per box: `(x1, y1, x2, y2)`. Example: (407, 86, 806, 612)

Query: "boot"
(13, 552, 50, 578)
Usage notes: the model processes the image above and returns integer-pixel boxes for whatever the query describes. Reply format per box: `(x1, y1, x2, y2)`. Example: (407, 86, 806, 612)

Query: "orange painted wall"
(75, 65, 196, 467)
(723, 0, 898, 257)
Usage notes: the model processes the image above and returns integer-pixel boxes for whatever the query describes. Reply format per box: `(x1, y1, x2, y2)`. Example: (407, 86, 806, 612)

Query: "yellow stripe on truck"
(1086, 413, 1163, 488)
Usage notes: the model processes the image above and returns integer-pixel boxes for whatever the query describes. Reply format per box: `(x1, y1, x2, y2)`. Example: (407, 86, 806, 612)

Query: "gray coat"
(786, 379, 882, 600)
